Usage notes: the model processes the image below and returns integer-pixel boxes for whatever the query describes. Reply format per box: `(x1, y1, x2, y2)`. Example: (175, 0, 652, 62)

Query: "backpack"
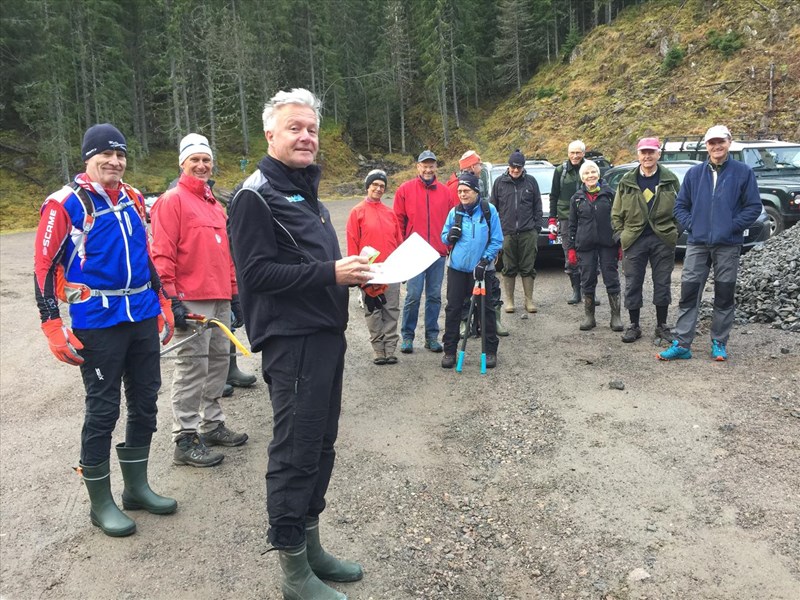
(55, 182, 149, 304)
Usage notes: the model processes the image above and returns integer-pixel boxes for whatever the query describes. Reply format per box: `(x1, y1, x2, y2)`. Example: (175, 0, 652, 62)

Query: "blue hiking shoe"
(711, 339, 728, 361)
(657, 340, 692, 361)
(400, 339, 414, 354)
(424, 339, 443, 353)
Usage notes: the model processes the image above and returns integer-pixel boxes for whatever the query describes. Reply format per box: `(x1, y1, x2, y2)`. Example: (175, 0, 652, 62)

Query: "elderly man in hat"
(446, 150, 485, 202)
(490, 149, 543, 314)
(440, 172, 503, 369)
(611, 137, 681, 344)
(393, 150, 455, 354)
(34, 123, 177, 536)
(151, 133, 248, 467)
(658, 125, 762, 362)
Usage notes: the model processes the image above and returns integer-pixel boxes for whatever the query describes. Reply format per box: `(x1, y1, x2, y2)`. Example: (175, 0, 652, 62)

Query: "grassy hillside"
(476, 0, 800, 165)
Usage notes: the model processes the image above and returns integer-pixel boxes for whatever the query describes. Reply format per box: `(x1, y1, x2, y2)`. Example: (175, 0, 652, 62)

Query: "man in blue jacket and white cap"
(658, 125, 762, 362)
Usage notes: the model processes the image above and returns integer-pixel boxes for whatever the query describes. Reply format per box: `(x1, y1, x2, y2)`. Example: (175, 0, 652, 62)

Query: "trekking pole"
(456, 284, 480, 373)
(479, 279, 487, 375)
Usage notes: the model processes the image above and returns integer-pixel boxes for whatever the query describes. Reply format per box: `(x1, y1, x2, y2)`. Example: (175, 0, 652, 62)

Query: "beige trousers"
(170, 299, 230, 440)
(363, 283, 400, 357)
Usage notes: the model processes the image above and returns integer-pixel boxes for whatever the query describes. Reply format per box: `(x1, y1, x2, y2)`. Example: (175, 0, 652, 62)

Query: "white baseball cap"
(703, 125, 732, 143)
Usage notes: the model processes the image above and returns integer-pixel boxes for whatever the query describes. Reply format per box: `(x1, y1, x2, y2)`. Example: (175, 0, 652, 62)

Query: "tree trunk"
(170, 55, 182, 144)
(385, 99, 392, 153)
(449, 25, 459, 129)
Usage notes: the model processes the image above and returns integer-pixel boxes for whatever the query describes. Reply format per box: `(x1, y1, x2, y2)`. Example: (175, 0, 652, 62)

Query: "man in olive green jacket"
(549, 140, 586, 304)
(611, 137, 680, 343)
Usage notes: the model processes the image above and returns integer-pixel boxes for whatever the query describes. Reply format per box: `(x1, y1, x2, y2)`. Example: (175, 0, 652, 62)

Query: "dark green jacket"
(550, 159, 584, 219)
(611, 165, 680, 250)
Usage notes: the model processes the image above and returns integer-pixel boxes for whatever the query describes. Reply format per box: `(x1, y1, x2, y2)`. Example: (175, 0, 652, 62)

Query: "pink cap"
(637, 137, 661, 151)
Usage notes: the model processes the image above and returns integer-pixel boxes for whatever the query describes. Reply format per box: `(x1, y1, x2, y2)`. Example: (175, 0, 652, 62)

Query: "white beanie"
(179, 133, 213, 165)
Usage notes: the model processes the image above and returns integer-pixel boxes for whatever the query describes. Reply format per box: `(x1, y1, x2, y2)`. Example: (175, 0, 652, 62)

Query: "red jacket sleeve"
(149, 192, 182, 298)
(346, 203, 362, 256)
(34, 200, 71, 322)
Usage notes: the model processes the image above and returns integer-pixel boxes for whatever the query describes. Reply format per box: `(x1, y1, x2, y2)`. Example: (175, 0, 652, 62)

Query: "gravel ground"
(1, 197, 798, 600)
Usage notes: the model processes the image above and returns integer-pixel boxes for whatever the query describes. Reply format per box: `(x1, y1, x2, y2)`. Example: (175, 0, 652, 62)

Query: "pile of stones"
(734, 224, 800, 331)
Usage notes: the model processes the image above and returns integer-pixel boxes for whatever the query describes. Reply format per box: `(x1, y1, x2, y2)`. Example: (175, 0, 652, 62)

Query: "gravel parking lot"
(1, 197, 798, 599)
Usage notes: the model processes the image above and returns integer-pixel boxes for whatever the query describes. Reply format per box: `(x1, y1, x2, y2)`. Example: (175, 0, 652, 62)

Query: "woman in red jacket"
(346, 170, 404, 364)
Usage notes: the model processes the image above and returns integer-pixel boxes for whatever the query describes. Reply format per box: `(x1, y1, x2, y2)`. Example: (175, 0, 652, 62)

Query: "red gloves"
(567, 248, 578, 266)
(618, 246, 623, 261)
(157, 292, 174, 345)
(41, 318, 84, 365)
(547, 218, 558, 235)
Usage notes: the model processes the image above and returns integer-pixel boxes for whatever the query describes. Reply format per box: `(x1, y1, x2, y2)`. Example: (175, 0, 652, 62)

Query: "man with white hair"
(151, 133, 248, 468)
(658, 125, 761, 362)
(228, 88, 370, 599)
(550, 140, 588, 304)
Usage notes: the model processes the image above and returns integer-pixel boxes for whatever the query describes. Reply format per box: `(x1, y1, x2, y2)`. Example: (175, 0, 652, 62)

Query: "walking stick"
(479, 279, 487, 375)
(456, 283, 480, 373)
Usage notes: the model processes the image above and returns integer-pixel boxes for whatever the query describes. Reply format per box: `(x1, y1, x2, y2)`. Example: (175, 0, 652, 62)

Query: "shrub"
(561, 29, 582, 62)
(661, 46, 685, 73)
(536, 86, 557, 99)
(706, 29, 744, 57)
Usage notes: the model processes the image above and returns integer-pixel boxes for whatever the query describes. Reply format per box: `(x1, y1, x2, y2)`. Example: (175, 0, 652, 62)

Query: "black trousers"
(73, 319, 161, 466)
(443, 268, 498, 355)
(262, 331, 345, 549)
(577, 246, 621, 296)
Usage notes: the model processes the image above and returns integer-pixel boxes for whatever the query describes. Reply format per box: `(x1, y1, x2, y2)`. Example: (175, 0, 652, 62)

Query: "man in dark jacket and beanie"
(228, 88, 370, 600)
(658, 125, 761, 362)
(550, 140, 587, 304)
(490, 149, 542, 314)
(611, 137, 680, 344)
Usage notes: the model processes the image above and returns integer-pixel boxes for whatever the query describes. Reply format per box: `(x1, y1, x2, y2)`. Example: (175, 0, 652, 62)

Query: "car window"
(527, 167, 554, 194)
(605, 167, 628, 190)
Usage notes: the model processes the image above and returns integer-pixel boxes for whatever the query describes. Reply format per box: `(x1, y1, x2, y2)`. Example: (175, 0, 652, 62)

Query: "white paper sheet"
(367, 232, 440, 284)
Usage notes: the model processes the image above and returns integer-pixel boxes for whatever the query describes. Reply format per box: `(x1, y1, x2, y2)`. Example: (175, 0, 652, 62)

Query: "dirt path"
(1, 197, 798, 600)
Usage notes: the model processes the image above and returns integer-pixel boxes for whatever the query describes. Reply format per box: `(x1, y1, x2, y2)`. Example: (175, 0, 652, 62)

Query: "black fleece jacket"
(227, 155, 347, 352)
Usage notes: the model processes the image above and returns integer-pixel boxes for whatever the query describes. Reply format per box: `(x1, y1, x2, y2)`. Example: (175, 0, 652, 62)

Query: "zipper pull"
(321, 215, 325, 224)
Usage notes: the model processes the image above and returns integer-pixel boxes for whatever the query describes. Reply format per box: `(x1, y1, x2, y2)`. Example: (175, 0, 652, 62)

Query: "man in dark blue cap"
(393, 150, 455, 354)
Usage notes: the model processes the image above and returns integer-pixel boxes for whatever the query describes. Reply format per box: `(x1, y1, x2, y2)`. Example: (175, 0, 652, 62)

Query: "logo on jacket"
(285, 194, 304, 203)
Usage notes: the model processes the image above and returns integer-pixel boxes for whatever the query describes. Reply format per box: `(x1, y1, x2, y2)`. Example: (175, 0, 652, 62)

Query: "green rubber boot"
(579, 294, 597, 331)
(495, 306, 509, 336)
(80, 460, 136, 537)
(306, 518, 364, 582)
(279, 544, 347, 600)
(116, 443, 178, 515)
(608, 293, 624, 332)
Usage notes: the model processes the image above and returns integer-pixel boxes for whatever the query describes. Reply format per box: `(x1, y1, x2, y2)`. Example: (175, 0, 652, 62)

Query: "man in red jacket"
(151, 133, 248, 468)
(393, 150, 455, 353)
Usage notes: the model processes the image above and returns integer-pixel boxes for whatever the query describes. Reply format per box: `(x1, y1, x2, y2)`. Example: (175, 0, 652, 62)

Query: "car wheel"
(764, 205, 784, 236)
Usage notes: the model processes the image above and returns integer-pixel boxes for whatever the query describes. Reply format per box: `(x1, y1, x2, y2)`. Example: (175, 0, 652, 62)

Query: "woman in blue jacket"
(439, 173, 504, 369)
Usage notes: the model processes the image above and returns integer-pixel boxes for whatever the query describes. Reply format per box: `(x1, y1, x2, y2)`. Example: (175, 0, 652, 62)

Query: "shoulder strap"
(561, 161, 569, 187)
(480, 199, 491, 240)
